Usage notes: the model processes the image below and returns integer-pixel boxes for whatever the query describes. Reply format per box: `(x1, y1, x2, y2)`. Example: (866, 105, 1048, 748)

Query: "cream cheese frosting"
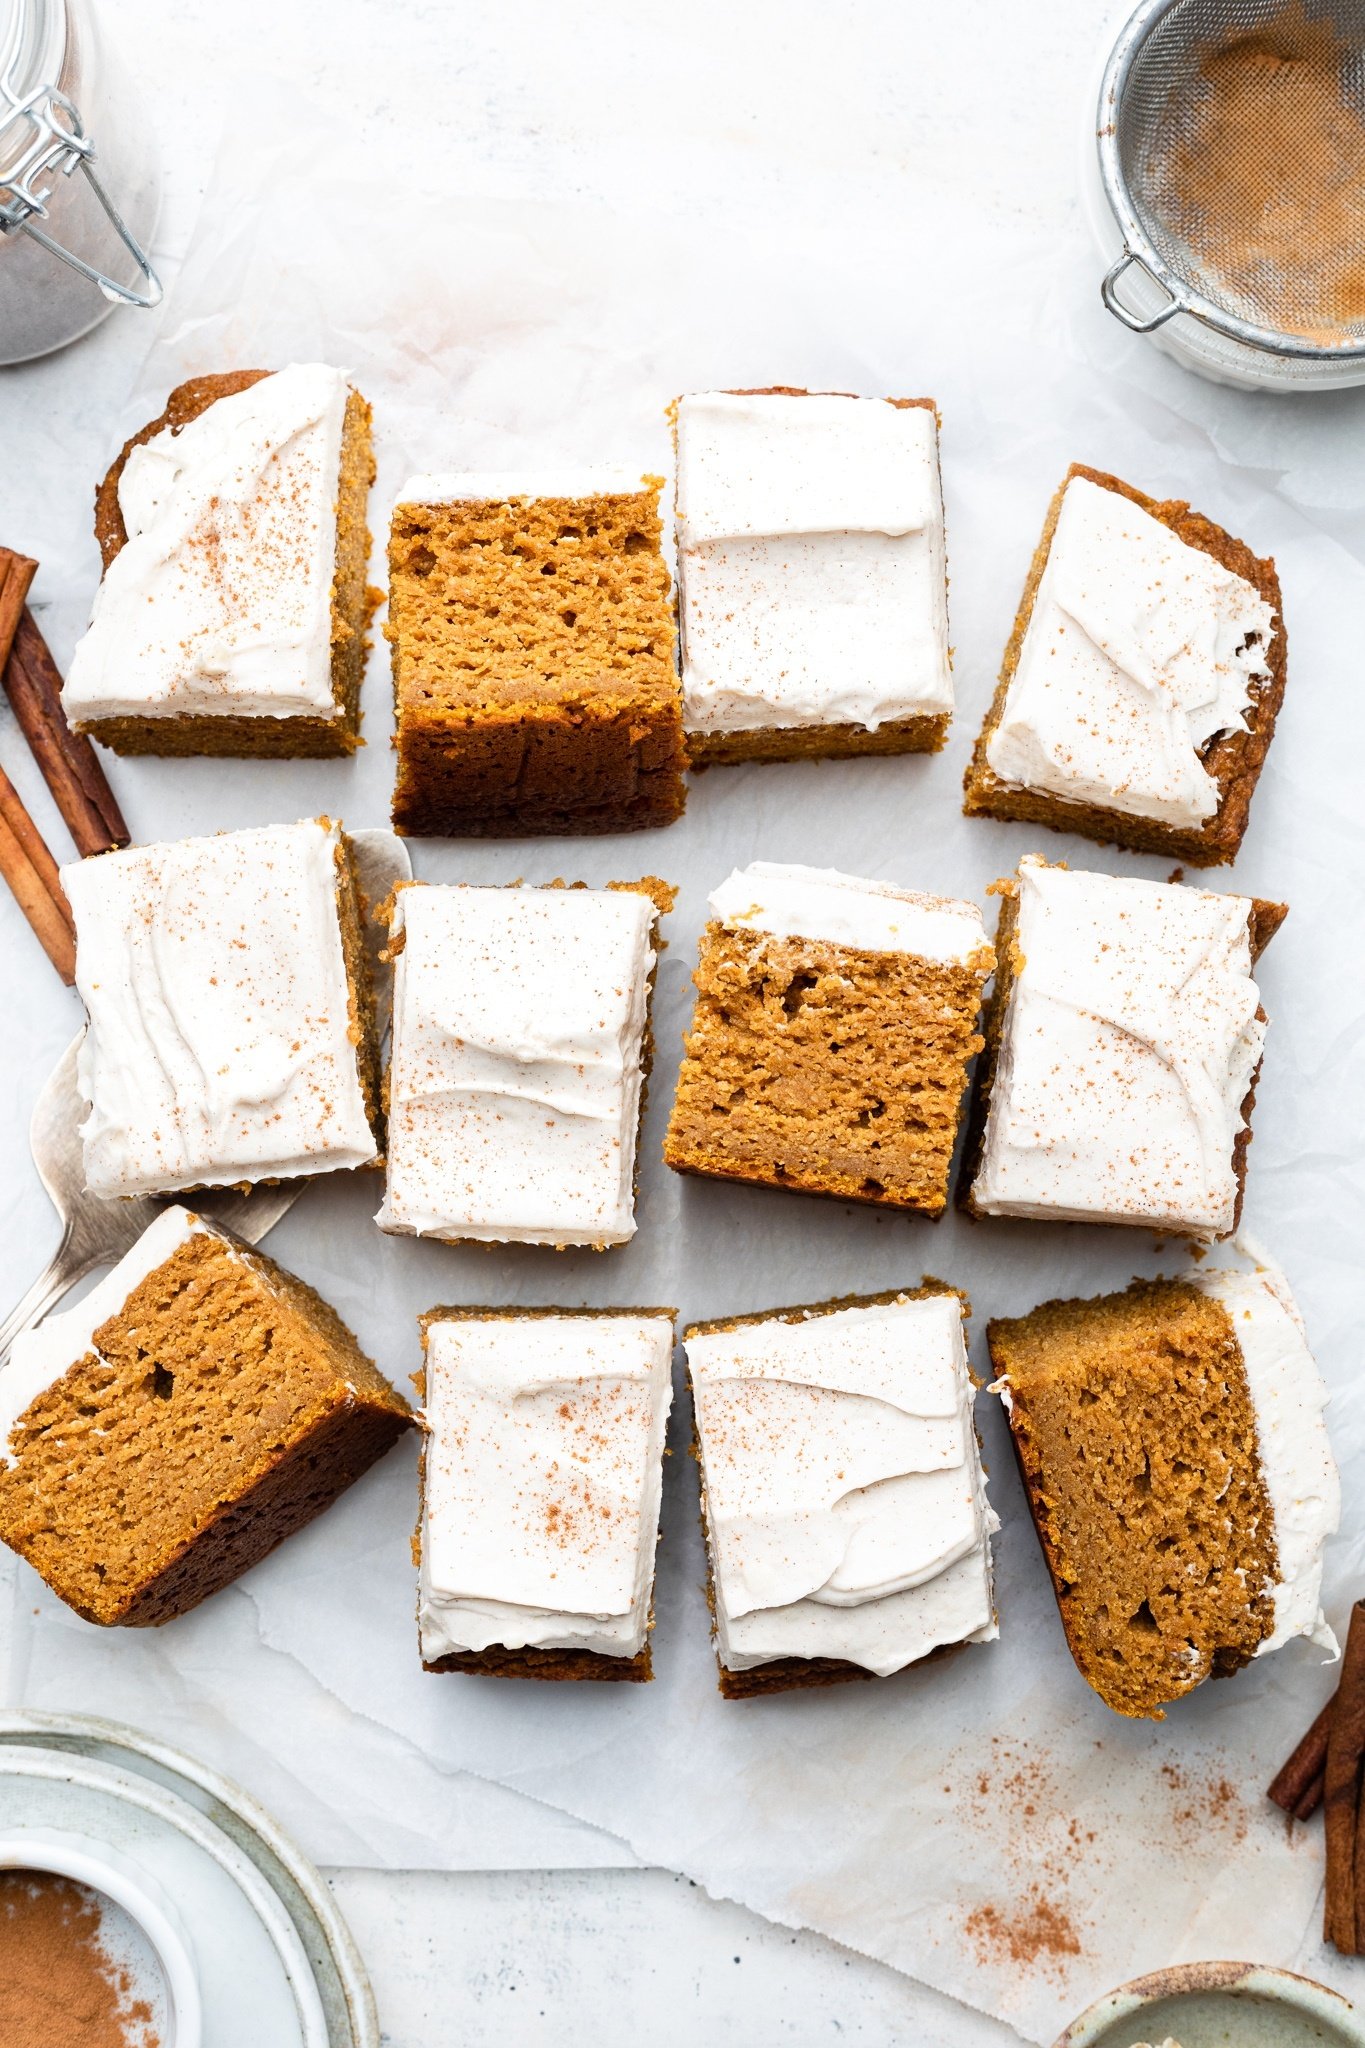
(971, 859, 1266, 1236)
(686, 1294, 998, 1678)
(985, 476, 1275, 827)
(0, 1207, 213, 1466)
(709, 861, 989, 962)
(65, 818, 378, 1198)
(376, 882, 657, 1247)
(418, 1312, 675, 1662)
(675, 391, 952, 734)
(1191, 1264, 1340, 1656)
(64, 364, 351, 722)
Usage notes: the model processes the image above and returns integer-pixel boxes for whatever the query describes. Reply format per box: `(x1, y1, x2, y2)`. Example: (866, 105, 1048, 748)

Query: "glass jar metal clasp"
(0, 11, 161, 309)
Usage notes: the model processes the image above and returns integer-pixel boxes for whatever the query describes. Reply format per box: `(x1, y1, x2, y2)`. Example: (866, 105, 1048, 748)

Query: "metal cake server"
(0, 828, 410, 1364)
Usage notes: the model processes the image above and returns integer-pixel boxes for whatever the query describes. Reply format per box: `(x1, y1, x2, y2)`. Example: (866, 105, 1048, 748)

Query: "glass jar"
(0, 0, 160, 365)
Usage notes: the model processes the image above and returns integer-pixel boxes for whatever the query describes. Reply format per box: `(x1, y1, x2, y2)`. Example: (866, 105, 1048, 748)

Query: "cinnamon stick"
(0, 546, 36, 654)
(1324, 1601, 1365, 1953)
(0, 790, 75, 982)
(1269, 1696, 1334, 1818)
(2, 600, 128, 857)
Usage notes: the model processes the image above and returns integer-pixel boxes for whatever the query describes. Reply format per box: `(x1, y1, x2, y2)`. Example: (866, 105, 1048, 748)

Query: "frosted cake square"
(418, 1307, 675, 1681)
(387, 471, 685, 836)
(959, 856, 1285, 1237)
(988, 1262, 1338, 1718)
(0, 1207, 412, 1626)
(663, 862, 992, 1216)
(376, 879, 666, 1248)
(64, 818, 382, 1198)
(963, 465, 1284, 865)
(675, 389, 952, 764)
(686, 1287, 997, 1697)
(66, 365, 375, 757)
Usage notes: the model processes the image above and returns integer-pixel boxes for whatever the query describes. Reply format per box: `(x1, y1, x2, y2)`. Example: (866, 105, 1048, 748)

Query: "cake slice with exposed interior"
(675, 389, 952, 763)
(686, 1286, 998, 1697)
(962, 464, 1283, 864)
(987, 1261, 1339, 1718)
(65, 365, 375, 757)
(663, 862, 993, 1217)
(63, 817, 383, 1198)
(375, 877, 668, 1249)
(959, 855, 1285, 1237)
(0, 1207, 413, 1626)
(387, 471, 685, 836)
(417, 1307, 675, 1680)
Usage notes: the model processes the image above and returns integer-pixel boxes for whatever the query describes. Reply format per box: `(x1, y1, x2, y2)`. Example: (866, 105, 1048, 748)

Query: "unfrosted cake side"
(387, 471, 686, 836)
(0, 1207, 413, 1626)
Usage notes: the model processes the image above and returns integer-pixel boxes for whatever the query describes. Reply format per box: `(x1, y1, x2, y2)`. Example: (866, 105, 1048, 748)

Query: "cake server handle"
(0, 1236, 91, 1364)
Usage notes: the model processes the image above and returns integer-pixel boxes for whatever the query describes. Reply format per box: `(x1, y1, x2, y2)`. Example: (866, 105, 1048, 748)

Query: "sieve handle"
(1101, 250, 1182, 334)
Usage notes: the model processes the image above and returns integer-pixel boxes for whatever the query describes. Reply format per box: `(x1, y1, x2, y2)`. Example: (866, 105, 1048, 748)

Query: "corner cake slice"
(962, 464, 1284, 865)
(987, 1262, 1339, 1719)
(417, 1307, 675, 1681)
(63, 817, 383, 1198)
(675, 389, 952, 764)
(387, 471, 686, 836)
(686, 1286, 997, 1698)
(376, 877, 668, 1249)
(663, 862, 994, 1217)
(65, 365, 375, 757)
(959, 855, 1286, 1238)
(0, 1207, 413, 1626)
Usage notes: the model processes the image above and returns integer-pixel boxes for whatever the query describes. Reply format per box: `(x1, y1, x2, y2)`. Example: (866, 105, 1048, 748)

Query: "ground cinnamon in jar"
(1156, 0, 1365, 342)
(0, 1870, 160, 2048)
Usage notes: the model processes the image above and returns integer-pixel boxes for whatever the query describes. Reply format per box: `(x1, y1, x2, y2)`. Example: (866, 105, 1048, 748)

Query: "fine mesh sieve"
(1098, 0, 1365, 359)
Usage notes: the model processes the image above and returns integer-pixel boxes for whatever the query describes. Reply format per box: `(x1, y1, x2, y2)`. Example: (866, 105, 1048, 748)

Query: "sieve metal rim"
(1096, 0, 1365, 361)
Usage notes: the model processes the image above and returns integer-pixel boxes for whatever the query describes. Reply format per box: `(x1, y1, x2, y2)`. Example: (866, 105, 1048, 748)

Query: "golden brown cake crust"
(663, 920, 993, 1218)
(687, 1281, 973, 1698)
(84, 371, 375, 759)
(417, 1304, 675, 1682)
(679, 390, 951, 765)
(0, 1229, 413, 1627)
(962, 463, 1286, 866)
(987, 1278, 1278, 1719)
(388, 484, 686, 837)
(955, 863, 1286, 1232)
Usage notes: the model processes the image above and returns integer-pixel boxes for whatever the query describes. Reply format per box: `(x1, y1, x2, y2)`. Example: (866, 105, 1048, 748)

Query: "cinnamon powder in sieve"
(1157, 0, 1365, 341)
(0, 1871, 159, 2048)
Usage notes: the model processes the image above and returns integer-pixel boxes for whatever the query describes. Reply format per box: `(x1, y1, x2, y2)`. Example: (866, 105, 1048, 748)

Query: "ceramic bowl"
(1053, 1960, 1365, 2048)
(0, 1824, 202, 2048)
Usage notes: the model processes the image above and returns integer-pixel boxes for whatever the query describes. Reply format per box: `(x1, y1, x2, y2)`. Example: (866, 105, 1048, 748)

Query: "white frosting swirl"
(376, 883, 657, 1247)
(675, 391, 952, 734)
(971, 859, 1266, 1236)
(64, 364, 351, 722)
(687, 1294, 997, 1678)
(985, 476, 1275, 827)
(418, 1313, 675, 1662)
(1191, 1264, 1340, 1656)
(65, 819, 378, 1197)
(708, 860, 988, 962)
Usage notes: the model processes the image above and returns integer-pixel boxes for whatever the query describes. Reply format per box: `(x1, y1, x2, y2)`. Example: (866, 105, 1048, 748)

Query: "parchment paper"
(6, 79, 1365, 2044)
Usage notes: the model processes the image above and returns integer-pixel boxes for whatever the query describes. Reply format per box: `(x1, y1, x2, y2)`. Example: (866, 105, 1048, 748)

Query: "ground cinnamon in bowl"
(1154, 0, 1365, 344)
(0, 1870, 160, 2048)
